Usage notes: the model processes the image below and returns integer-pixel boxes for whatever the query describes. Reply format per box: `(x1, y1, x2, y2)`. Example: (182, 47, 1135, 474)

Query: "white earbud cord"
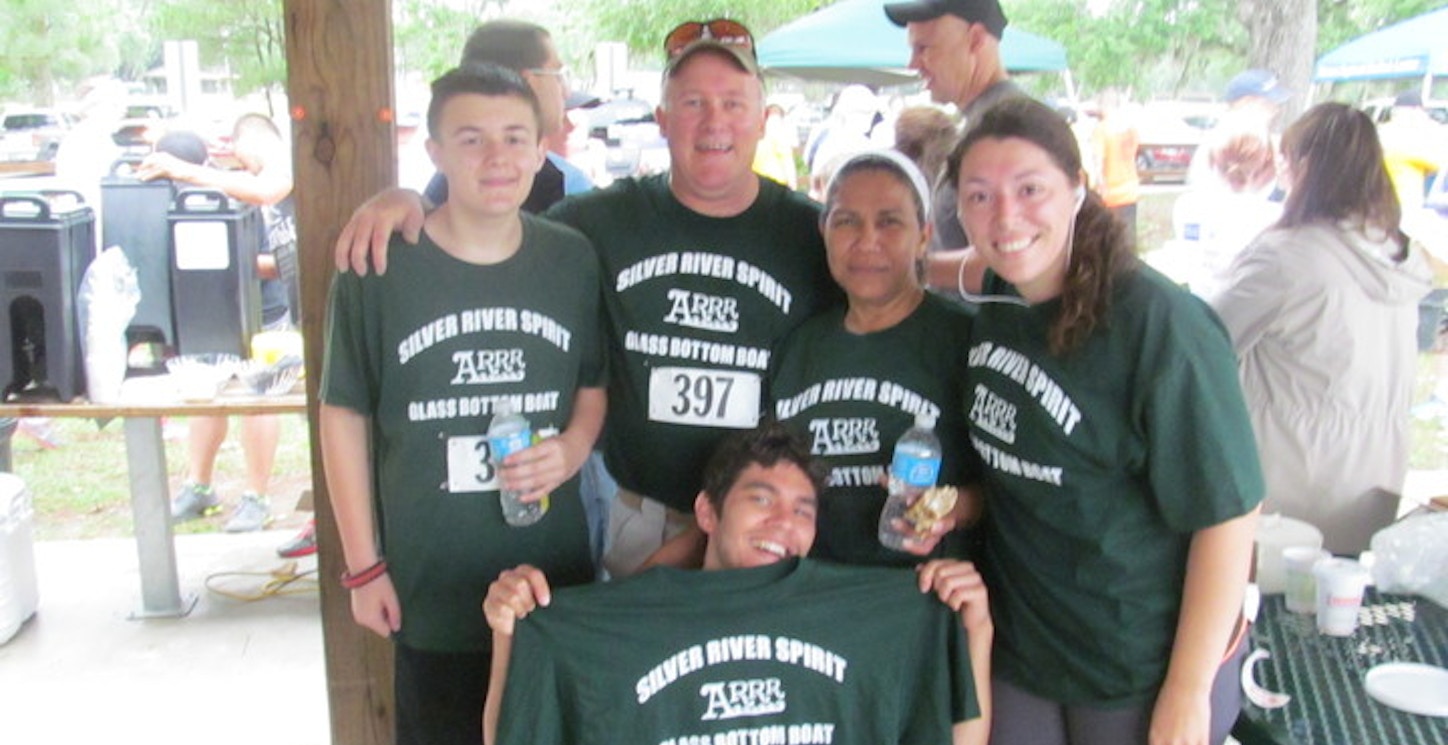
(956, 188, 1082, 308)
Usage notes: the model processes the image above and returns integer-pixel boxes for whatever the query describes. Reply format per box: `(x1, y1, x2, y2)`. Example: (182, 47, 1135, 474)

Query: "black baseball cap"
(884, 0, 1008, 39)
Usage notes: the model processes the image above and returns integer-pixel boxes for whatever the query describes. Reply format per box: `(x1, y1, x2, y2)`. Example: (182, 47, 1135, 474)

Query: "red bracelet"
(340, 559, 388, 589)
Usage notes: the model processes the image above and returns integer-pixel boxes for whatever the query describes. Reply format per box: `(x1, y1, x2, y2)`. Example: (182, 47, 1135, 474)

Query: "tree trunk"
(1238, 0, 1318, 124)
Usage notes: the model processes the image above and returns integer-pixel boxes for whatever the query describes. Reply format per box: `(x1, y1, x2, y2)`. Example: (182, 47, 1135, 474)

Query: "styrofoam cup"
(1313, 558, 1368, 636)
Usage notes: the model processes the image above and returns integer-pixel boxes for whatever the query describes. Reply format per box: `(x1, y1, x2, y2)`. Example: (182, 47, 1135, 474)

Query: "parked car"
(586, 97, 668, 179)
(1134, 101, 1220, 184)
(0, 108, 75, 162)
(1362, 96, 1448, 125)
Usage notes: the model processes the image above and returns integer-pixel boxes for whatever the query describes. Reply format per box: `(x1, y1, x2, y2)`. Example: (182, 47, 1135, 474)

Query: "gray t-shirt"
(929, 79, 1031, 253)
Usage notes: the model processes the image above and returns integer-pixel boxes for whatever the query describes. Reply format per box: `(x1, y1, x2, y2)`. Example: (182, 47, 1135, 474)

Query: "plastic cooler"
(101, 158, 181, 349)
(168, 189, 263, 357)
(0, 191, 95, 402)
(0, 472, 39, 644)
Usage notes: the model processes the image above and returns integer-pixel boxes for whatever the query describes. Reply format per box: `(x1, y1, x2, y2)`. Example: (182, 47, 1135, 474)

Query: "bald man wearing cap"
(884, 0, 1031, 293)
(332, 20, 838, 579)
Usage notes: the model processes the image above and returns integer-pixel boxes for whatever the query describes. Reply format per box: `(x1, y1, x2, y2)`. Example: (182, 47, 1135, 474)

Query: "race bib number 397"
(648, 367, 761, 429)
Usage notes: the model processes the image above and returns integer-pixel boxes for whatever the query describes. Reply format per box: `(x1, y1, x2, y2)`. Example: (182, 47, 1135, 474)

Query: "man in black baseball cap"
(884, 0, 1028, 273)
(884, 0, 1008, 38)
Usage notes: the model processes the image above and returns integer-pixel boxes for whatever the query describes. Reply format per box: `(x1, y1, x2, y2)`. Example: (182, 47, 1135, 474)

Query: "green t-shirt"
(769, 294, 980, 567)
(967, 265, 1263, 704)
(546, 175, 838, 511)
(497, 559, 978, 745)
(320, 215, 604, 652)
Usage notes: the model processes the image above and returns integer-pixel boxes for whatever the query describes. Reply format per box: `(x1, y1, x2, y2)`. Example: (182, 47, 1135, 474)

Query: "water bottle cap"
(495, 398, 515, 417)
(914, 411, 936, 429)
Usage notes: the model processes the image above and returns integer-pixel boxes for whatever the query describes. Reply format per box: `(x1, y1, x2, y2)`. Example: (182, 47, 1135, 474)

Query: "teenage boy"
(482, 424, 993, 745)
(332, 20, 838, 578)
(320, 63, 605, 745)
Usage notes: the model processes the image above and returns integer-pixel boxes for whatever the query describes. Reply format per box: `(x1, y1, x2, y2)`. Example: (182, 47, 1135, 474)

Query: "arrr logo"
(699, 678, 787, 721)
(969, 384, 1016, 444)
(807, 417, 880, 456)
(450, 349, 526, 384)
(664, 289, 740, 333)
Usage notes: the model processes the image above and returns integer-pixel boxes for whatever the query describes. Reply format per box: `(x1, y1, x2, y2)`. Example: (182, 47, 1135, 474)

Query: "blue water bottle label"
(891, 453, 940, 487)
(488, 429, 531, 464)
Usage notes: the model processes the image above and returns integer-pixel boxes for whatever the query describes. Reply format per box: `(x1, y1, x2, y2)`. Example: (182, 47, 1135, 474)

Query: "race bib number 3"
(446, 435, 500, 493)
(648, 367, 761, 429)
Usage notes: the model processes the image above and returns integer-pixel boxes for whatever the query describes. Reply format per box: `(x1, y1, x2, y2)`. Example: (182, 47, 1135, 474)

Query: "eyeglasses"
(664, 18, 755, 60)
(526, 65, 570, 85)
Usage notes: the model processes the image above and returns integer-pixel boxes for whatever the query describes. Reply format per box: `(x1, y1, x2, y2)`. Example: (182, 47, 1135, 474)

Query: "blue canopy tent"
(1314, 6, 1448, 92)
(757, 0, 1070, 89)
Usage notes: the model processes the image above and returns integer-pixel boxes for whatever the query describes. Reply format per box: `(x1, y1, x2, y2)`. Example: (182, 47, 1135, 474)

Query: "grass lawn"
(10, 413, 314, 541)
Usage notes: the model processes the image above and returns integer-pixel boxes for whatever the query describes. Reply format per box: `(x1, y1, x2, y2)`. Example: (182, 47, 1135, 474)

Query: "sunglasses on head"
(664, 18, 756, 59)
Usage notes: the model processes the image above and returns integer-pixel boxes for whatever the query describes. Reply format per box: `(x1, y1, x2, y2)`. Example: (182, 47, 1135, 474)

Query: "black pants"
(394, 643, 492, 745)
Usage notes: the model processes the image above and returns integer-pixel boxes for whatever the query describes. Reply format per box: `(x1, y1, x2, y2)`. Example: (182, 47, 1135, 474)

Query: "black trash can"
(0, 192, 95, 402)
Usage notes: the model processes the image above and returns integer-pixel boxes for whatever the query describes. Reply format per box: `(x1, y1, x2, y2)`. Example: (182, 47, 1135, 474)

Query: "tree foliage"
(0, 0, 143, 104)
(393, 0, 510, 80)
(1317, 0, 1445, 50)
(151, 0, 286, 110)
(565, 0, 825, 67)
(1010, 0, 1248, 98)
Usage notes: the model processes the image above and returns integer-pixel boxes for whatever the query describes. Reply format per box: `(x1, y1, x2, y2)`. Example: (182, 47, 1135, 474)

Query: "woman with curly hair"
(948, 97, 1263, 745)
(1213, 103, 1431, 555)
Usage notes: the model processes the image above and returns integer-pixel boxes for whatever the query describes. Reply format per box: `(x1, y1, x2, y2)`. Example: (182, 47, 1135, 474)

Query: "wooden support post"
(282, 2, 397, 743)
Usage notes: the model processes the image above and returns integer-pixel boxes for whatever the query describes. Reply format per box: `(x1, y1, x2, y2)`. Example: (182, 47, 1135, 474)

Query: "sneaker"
(171, 483, 220, 522)
(276, 520, 317, 558)
(224, 493, 271, 533)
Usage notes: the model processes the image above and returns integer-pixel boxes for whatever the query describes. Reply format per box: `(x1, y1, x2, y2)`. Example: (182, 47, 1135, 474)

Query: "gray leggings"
(990, 644, 1244, 745)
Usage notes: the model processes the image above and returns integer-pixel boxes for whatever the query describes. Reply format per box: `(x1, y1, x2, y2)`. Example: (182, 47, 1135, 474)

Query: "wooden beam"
(282, 2, 396, 743)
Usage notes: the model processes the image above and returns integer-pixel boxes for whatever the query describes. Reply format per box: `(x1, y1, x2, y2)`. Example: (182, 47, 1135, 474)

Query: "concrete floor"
(0, 530, 328, 745)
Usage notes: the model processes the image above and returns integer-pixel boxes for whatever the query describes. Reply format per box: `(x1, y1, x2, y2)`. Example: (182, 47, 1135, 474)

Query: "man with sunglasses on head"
(333, 19, 837, 580)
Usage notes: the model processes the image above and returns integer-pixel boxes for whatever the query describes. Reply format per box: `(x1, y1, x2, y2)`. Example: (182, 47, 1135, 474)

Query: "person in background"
(548, 90, 601, 195)
(805, 85, 887, 198)
(752, 102, 799, 188)
(140, 113, 297, 534)
(1378, 89, 1448, 235)
(408, 20, 574, 214)
(882, 0, 1031, 298)
(950, 97, 1262, 745)
(1384, 90, 1448, 420)
(893, 104, 958, 187)
(1186, 68, 1291, 188)
(331, 19, 839, 580)
(1088, 88, 1140, 244)
(322, 63, 604, 745)
(483, 423, 991, 745)
(1213, 103, 1431, 555)
(1158, 122, 1280, 300)
(53, 77, 126, 247)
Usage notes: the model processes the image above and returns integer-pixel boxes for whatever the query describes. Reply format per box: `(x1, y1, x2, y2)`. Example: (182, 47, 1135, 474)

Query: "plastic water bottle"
(488, 400, 545, 527)
(878, 412, 942, 551)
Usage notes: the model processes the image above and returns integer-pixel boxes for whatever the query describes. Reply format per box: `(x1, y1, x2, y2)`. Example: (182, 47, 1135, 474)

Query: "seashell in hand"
(905, 485, 958, 537)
